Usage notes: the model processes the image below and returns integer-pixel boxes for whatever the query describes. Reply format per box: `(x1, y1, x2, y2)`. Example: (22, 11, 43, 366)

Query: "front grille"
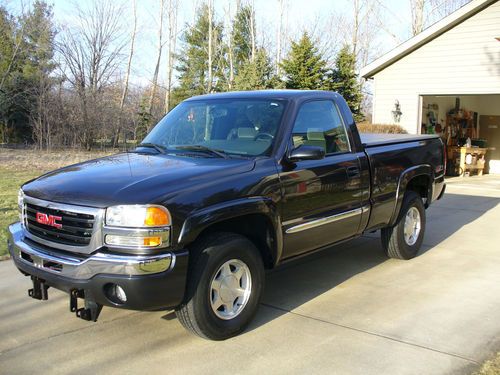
(25, 203, 95, 246)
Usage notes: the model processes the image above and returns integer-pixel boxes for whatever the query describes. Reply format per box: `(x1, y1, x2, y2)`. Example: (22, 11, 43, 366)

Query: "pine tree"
(231, 5, 253, 74)
(280, 32, 327, 90)
(0, 1, 56, 143)
(176, 3, 224, 101)
(327, 45, 364, 122)
(234, 48, 274, 90)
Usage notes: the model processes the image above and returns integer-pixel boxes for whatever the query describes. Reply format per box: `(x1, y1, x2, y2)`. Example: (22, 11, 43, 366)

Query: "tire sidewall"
(396, 193, 426, 258)
(190, 235, 264, 340)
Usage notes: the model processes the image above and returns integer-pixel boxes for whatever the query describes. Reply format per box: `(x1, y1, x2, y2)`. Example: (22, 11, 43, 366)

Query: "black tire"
(381, 191, 426, 260)
(175, 232, 265, 340)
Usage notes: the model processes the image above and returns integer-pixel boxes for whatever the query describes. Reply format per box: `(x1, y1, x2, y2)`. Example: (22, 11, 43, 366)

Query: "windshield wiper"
(174, 145, 229, 159)
(135, 143, 167, 154)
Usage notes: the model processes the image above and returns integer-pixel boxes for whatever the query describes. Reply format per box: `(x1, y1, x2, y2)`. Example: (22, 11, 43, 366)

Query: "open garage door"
(420, 94, 500, 175)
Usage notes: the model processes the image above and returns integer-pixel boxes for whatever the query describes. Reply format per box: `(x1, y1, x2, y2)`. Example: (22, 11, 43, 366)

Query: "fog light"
(114, 285, 127, 303)
(105, 235, 162, 248)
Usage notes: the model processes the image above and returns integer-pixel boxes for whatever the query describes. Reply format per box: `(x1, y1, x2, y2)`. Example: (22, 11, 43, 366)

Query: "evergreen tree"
(176, 3, 224, 101)
(0, 1, 56, 143)
(327, 45, 364, 122)
(231, 4, 253, 75)
(280, 32, 327, 90)
(234, 49, 274, 90)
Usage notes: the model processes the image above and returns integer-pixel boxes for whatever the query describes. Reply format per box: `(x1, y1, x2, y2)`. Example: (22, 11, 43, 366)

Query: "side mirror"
(288, 145, 325, 162)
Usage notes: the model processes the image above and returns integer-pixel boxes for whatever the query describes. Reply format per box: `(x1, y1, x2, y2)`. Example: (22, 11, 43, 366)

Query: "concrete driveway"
(1, 176, 500, 375)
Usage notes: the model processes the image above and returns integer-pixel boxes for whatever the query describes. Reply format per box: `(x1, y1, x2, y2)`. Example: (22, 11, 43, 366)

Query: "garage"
(361, 0, 500, 174)
(421, 94, 500, 175)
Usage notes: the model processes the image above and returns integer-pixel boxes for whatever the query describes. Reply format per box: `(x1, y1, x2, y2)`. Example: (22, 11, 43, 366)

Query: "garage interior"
(421, 94, 500, 175)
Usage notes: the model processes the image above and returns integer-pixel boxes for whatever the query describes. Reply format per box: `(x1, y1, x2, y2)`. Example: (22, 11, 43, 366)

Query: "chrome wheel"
(404, 206, 421, 246)
(210, 259, 252, 320)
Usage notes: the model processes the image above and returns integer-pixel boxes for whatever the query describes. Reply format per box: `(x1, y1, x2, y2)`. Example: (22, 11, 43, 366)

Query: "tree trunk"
(148, 0, 165, 120)
(164, 0, 178, 113)
(276, 0, 284, 75)
(115, 0, 137, 148)
(207, 0, 213, 93)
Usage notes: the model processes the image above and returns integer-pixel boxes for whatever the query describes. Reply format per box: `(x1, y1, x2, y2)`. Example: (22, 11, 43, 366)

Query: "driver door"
(279, 100, 364, 258)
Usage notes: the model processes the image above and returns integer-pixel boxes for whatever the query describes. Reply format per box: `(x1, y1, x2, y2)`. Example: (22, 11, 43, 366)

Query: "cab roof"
(184, 90, 341, 102)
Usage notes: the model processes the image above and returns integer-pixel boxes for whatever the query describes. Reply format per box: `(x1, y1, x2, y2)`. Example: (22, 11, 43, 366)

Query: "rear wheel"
(381, 191, 426, 260)
(175, 232, 264, 340)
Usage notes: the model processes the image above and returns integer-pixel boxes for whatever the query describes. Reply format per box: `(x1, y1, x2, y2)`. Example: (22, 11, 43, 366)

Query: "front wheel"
(381, 191, 426, 260)
(175, 233, 265, 340)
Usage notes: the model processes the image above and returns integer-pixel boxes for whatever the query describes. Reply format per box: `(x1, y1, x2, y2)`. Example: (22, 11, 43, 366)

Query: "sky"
(4, 0, 415, 88)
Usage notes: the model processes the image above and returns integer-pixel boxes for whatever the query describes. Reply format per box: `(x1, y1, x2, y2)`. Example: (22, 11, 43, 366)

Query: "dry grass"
(0, 147, 114, 172)
(357, 123, 408, 134)
(475, 352, 500, 375)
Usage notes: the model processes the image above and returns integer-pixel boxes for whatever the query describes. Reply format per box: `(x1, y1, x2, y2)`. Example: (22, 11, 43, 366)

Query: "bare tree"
(410, 0, 426, 35)
(58, 0, 127, 149)
(275, 0, 284, 75)
(410, 0, 471, 36)
(249, 1, 256, 62)
(148, 0, 165, 118)
(112, 0, 138, 147)
(207, 0, 213, 92)
(224, 1, 235, 90)
(163, 0, 178, 113)
(120, 0, 137, 113)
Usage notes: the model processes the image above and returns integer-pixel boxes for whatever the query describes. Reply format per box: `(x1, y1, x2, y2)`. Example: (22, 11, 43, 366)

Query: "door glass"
(292, 100, 350, 154)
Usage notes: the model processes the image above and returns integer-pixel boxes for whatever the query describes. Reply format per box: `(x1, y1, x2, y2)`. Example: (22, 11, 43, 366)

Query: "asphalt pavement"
(1, 176, 500, 375)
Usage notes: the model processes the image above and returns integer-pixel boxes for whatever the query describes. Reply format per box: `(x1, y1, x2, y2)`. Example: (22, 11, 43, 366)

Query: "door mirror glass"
(288, 145, 325, 161)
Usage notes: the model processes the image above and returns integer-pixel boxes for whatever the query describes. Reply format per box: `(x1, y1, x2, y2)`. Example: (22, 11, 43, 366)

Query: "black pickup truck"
(7, 90, 445, 340)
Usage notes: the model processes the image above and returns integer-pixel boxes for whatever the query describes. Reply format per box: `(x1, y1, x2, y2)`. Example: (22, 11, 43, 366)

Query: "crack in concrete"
(0, 310, 142, 356)
(260, 302, 480, 365)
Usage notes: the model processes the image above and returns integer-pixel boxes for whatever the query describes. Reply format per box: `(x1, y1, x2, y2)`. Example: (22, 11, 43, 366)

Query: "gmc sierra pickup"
(7, 90, 445, 340)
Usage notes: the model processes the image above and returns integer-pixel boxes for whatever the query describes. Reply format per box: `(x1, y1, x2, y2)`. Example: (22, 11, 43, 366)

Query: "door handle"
(347, 166, 360, 178)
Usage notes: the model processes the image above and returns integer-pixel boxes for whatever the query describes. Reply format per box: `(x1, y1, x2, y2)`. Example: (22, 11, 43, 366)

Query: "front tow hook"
(28, 276, 49, 300)
(70, 289, 103, 322)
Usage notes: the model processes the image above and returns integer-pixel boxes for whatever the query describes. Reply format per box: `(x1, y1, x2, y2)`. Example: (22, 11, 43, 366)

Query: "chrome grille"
(22, 195, 105, 255)
(25, 203, 94, 246)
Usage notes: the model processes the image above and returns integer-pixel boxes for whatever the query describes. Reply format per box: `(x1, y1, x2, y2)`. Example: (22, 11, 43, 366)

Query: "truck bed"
(360, 133, 440, 147)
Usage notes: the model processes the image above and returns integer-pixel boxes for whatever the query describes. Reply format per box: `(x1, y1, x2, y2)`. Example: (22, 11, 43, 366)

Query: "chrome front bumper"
(7, 222, 175, 280)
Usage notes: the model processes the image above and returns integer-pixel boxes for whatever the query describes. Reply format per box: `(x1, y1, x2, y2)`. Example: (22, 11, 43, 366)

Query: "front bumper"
(7, 222, 188, 310)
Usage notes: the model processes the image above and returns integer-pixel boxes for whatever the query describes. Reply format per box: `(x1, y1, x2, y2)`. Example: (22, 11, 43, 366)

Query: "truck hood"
(22, 152, 255, 208)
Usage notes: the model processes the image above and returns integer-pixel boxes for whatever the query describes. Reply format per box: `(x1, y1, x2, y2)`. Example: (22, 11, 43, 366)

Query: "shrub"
(357, 123, 408, 134)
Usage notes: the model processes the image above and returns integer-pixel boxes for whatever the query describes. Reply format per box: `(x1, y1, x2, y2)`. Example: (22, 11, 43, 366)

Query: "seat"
(304, 129, 326, 151)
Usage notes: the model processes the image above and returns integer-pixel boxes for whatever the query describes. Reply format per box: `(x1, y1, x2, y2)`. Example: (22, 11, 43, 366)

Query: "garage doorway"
(420, 94, 500, 175)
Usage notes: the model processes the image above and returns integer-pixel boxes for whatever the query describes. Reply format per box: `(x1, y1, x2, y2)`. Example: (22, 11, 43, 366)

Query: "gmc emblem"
(36, 212, 62, 229)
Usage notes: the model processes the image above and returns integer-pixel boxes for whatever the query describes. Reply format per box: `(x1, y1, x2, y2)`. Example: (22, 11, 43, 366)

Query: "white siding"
(371, 0, 500, 133)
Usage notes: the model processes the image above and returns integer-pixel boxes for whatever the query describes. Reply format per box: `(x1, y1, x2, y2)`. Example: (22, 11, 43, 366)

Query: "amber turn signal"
(144, 207, 170, 226)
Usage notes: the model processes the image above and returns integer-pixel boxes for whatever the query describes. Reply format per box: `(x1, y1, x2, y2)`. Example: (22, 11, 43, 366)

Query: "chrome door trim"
(285, 207, 364, 234)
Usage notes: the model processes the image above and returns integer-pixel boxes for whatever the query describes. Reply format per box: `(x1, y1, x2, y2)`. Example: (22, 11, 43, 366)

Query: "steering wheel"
(254, 133, 274, 141)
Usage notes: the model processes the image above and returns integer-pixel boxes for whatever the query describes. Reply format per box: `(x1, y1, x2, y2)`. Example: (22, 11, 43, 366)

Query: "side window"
(291, 100, 350, 154)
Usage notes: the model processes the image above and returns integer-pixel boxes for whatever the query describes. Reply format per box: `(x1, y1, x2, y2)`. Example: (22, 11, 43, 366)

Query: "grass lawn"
(475, 352, 500, 375)
(0, 168, 43, 257)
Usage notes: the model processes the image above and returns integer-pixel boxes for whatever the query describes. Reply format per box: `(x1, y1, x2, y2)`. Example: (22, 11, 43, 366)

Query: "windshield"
(142, 99, 287, 157)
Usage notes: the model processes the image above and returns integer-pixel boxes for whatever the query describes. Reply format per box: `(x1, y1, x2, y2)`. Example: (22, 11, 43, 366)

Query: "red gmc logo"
(36, 212, 62, 229)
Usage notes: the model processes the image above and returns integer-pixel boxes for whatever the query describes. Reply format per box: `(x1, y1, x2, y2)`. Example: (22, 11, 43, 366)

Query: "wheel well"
(194, 214, 276, 269)
(406, 175, 430, 206)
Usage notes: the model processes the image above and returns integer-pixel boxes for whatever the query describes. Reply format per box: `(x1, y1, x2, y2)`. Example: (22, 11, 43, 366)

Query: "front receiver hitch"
(70, 289, 102, 322)
(28, 276, 49, 300)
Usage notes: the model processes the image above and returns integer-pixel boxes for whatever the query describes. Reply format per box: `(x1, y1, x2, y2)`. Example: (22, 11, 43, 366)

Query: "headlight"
(104, 205, 171, 249)
(105, 205, 171, 227)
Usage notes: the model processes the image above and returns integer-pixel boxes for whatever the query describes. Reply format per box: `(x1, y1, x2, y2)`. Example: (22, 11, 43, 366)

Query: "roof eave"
(360, 0, 498, 79)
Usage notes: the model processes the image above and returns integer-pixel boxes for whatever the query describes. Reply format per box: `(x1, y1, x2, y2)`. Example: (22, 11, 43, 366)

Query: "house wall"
(371, 0, 500, 134)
